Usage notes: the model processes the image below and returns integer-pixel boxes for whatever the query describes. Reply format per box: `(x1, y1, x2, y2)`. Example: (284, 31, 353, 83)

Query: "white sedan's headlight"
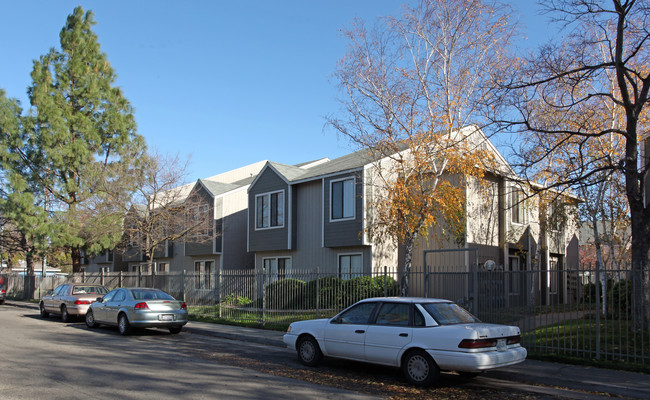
(286, 326, 292, 333)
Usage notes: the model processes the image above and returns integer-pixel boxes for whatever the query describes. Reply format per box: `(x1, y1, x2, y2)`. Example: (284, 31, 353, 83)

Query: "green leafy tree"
(17, 7, 145, 272)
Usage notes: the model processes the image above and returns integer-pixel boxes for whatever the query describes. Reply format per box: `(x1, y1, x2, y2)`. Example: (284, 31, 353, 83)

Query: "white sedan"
(283, 297, 526, 386)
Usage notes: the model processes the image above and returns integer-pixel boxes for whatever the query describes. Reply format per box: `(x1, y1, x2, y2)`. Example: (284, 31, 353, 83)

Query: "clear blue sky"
(0, 1, 550, 182)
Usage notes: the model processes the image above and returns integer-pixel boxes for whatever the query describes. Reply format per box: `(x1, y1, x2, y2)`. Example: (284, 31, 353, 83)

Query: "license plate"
(159, 314, 174, 321)
(497, 339, 507, 352)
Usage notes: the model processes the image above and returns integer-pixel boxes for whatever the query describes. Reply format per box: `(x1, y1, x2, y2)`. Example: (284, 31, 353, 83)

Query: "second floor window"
(510, 186, 526, 224)
(256, 190, 284, 229)
(331, 178, 355, 221)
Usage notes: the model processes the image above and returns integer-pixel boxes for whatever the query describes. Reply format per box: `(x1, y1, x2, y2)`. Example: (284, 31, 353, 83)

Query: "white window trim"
(338, 252, 363, 279)
(255, 190, 286, 231)
(510, 185, 528, 226)
(329, 177, 356, 223)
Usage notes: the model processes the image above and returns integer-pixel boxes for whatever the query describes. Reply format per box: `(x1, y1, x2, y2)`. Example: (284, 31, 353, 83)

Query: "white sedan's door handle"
(355, 330, 365, 334)
(399, 333, 409, 337)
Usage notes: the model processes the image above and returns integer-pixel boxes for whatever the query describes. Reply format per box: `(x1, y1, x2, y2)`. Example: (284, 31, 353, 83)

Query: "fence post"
(218, 265, 222, 319)
(472, 260, 479, 314)
(595, 262, 601, 360)
(424, 264, 429, 298)
(316, 267, 320, 318)
(181, 270, 186, 302)
(384, 266, 388, 297)
(100, 268, 105, 286)
(262, 267, 266, 327)
(119, 271, 123, 288)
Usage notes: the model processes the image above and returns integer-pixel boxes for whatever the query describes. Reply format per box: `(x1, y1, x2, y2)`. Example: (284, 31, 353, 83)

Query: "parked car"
(40, 284, 109, 322)
(85, 287, 188, 335)
(283, 297, 527, 386)
(0, 284, 6, 304)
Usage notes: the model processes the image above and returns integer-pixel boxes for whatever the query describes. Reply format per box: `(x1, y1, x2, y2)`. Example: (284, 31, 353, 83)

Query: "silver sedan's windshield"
(421, 302, 479, 325)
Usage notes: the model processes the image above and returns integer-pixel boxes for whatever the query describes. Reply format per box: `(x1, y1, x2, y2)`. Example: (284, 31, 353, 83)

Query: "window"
(331, 178, 355, 220)
(156, 262, 169, 274)
(195, 260, 214, 289)
(510, 186, 526, 224)
(549, 257, 558, 294)
(508, 256, 521, 295)
(264, 257, 292, 284)
(188, 205, 211, 237)
(334, 301, 378, 325)
(256, 191, 284, 229)
(375, 303, 410, 326)
(421, 302, 479, 325)
(339, 254, 362, 280)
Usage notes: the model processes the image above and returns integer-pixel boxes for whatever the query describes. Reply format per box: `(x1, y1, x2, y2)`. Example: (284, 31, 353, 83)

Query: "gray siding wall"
(222, 189, 255, 269)
(255, 180, 371, 275)
(323, 171, 364, 248)
(214, 197, 223, 254)
(248, 167, 290, 251)
(186, 185, 215, 256)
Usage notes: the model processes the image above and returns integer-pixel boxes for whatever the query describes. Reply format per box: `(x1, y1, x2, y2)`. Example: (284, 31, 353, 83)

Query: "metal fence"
(2, 262, 648, 366)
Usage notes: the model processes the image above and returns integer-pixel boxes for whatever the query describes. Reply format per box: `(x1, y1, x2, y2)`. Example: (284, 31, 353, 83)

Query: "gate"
(423, 248, 478, 312)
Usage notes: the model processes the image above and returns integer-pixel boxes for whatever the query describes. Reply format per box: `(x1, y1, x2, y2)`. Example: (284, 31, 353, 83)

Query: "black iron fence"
(2, 262, 648, 366)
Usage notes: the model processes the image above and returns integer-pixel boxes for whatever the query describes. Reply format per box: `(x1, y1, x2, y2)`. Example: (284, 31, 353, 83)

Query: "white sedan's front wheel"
(402, 350, 439, 386)
(296, 336, 322, 367)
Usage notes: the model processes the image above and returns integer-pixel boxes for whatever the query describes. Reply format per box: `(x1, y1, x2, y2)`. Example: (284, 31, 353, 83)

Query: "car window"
(421, 302, 479, 325)
(102, 290, 118, 302)
(414, 308, 425, 327)
(72, 286, 108, 295)
(336, 302, 377, 324)
(375, 303, 410, 326)
(131, 289, 174, 301)
(53, 285, 66, 296)
(112, 290, 126, 302)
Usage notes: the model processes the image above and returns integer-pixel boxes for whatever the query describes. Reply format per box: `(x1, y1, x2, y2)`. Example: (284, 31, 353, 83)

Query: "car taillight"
(458, 338, 498, 349)
(507, 335, 521, 345)
(134, 302, 149, 310)
(1, 289, 5, 294)
(180, 302, 187, 310)
(74, 300, 91, 305)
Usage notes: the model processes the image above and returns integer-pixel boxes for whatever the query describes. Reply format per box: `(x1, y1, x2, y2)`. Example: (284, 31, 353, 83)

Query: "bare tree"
(329, 0, 518, 295)
(497, 0, 650, 327)
(116, 151, 212, 272)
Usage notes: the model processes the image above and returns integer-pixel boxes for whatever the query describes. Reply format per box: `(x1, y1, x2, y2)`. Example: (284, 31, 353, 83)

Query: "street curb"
(183, 325, 286, 348)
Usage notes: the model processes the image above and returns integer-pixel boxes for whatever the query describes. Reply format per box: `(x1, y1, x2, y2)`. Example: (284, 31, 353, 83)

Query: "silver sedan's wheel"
(39, 303, 49, 318)
(118, 314, 132, 336)
(402, 350, 439, 386)
(85, 310, 99, 328)
(296, 336, 322, 367)
(168, 326, 182, 334)
(61, 305, 70, 322)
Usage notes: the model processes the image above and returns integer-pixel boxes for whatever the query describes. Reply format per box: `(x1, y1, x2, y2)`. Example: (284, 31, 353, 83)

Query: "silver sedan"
(85, 287, 188, 335)
(39, 283, 109, 322)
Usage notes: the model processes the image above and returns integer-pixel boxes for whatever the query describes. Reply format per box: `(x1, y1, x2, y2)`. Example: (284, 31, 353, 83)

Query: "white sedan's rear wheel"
(402, 350, 439, 386)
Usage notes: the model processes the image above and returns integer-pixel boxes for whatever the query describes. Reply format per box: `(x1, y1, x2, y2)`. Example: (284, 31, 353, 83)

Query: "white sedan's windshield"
(421, 303, 479, 325)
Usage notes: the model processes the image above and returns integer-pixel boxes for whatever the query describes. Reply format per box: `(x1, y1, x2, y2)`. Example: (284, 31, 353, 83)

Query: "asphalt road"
(0, 303, 619, 400)
(0, 305, 377, 400)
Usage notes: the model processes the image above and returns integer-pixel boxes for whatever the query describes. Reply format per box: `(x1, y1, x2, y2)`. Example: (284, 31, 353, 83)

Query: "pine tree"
(22, 6, 145, 272)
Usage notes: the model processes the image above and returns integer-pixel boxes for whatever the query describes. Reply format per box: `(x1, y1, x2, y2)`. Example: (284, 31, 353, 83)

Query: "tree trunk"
(401, 234, 416, 297)
(71, 246, 82, 273)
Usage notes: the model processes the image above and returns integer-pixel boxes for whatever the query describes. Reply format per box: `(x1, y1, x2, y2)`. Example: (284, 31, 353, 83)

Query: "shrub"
(222, 293, 253, 307)
(264, 278, 306, 310)
(304, 276, 345, 309)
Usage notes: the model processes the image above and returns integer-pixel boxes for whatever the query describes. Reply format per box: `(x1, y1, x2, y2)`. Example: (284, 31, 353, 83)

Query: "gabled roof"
(197, 179, 241, 197)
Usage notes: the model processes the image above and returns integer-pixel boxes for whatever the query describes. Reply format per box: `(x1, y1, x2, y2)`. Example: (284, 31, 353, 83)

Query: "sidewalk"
(7, 300, 650, 399)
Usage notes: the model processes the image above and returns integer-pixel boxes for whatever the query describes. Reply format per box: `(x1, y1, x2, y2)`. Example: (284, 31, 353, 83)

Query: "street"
(0, 305, 375, 400)
(0, 304, 616, 400)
